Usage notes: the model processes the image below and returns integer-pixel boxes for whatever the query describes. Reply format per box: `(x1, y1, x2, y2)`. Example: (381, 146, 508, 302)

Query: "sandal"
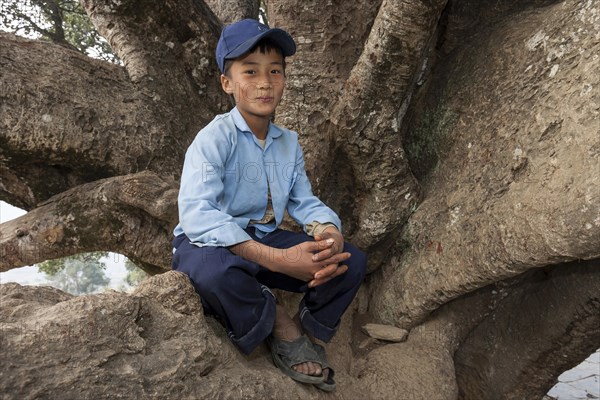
(266, 335, 325, 385)
(312, 343, 336, 392)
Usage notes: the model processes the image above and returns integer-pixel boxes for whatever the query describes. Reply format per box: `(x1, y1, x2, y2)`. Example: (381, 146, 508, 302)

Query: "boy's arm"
(178, 128, 251, 247)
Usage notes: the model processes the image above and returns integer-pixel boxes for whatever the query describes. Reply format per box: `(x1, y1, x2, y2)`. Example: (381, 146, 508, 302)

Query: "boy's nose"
(257, 80, 272, 89)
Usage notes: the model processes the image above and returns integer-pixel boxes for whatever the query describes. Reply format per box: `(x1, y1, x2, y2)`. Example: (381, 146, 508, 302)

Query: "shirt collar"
(230, 106, 283, 139)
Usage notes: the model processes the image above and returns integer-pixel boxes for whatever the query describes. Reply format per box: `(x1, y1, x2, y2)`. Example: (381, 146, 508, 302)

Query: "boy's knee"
(193, 270, 221, 295)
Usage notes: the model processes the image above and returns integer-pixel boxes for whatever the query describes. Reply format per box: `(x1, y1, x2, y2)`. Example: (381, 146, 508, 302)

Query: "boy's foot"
(310, 341, 336, 392)
(273, 305, 322, 377)
(307, 336, 332, 386)
(292, 312, 332, 384)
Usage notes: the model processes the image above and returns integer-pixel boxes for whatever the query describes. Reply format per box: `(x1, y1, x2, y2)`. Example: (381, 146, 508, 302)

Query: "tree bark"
(0, 32, 143, 208)
(455, 259, 600, 399)
(326, 0, 448, 256)
(204, 0, 260, 24)
(371, 0, 600, 328)
(266, 0, 382, 184)
(1, 0, 231, 210)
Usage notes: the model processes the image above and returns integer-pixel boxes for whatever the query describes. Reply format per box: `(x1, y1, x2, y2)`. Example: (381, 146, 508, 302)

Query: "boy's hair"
(222, 37, 286, 77)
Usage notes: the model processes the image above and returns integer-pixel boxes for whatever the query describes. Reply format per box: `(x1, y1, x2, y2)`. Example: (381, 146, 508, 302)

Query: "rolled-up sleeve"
(178, 129, 252, 247)
(286, 145, 342, 233)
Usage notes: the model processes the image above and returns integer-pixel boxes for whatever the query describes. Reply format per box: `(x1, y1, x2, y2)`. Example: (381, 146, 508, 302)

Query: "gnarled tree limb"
(0, 30, 213, 209)
(268, 0, 381, 177)
(351, 259, 600, 399)
(371, 0, 600, 328)
(0, 171, 177, 272)
(455, 259, 600, 399)
(0, 32, 145, 208)
(267, 1, 446, 263)
(327, 0, 448, 255)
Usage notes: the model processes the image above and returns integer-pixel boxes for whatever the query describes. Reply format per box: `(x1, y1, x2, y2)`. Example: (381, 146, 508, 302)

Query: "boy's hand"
(312, 226, 344, 261)
(308, 227, 347, 288)
(277, 239, 350, 283)
(308, 263, 348, 288)
(230, 233, 350, 288)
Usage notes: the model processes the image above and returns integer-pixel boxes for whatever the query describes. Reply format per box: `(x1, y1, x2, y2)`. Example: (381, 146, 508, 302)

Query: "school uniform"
(172, 106, 366, 355)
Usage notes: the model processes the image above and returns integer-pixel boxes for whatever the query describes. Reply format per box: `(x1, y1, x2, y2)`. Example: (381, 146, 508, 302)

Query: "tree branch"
(326, 0, 448, 255)
(352, 260, 600, 399)
(374, 168, 600, 327)
(0, 171, 178, 272)
(12, 9, 53, 38)
(0, 32, 183, 208)
(80, 0, 227, 114)
(264, 1, 385, 256)
(268, 0, 381, 178)
(44, 0, 67, 43)
(204, 0, 260, 23)
(258, 0, 445, 264)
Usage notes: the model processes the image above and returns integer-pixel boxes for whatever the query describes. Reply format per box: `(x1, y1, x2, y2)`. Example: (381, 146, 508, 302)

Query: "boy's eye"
(244, 70, 256, 75)
(271, 69, 282, 74)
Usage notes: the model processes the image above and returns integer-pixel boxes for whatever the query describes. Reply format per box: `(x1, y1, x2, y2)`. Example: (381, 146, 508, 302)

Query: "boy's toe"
(311, 362, 322, 376)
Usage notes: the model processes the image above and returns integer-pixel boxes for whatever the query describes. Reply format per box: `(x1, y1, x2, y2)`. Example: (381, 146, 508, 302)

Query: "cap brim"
(225, 28, 296, 61)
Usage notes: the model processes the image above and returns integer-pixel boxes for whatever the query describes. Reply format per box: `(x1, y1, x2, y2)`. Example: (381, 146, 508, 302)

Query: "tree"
(0, 0, 598, 398)
(122, 258, 148, 288)
(38, 252, 110, 295)
(0, 0, 118, 62)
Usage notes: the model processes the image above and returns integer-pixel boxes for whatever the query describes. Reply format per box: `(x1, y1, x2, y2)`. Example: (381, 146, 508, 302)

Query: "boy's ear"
(221, 74, 235, 95)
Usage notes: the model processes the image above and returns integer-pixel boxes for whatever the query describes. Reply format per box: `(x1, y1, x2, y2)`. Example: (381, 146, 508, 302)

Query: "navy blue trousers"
(172, 228, 367, 355)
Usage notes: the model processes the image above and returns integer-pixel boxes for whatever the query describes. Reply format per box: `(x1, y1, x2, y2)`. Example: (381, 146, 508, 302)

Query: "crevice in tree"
(400, 0, 458, 181)
(127, 257, 168, 277)
(434, 0, 452, 51)
(454, 258, 600, 399)
(321, 147, 359, 238)
(441, 0, 566, 55)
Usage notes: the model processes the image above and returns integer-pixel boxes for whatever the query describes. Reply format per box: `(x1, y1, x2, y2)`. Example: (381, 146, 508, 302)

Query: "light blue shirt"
(173, 107, 342, 247)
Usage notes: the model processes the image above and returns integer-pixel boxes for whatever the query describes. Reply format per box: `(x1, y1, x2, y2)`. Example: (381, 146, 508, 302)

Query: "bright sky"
(0, 200, 25, 222)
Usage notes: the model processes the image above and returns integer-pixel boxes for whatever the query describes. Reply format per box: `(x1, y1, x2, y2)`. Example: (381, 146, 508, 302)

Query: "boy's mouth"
(256, 96, 274, 102)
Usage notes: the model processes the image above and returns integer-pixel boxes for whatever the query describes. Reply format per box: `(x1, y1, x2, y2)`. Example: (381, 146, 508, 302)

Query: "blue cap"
(216, 19, 296, 73)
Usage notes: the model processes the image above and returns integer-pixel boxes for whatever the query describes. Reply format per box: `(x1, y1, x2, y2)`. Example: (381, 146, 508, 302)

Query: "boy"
(172, 19, 367, 391)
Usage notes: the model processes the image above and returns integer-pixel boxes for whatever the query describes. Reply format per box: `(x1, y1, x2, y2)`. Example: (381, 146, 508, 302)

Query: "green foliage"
(38, 252, 111, 295)
(0, 0, 119, 63)
(36, 257, 67, 276)
(60, 2, 117, 62)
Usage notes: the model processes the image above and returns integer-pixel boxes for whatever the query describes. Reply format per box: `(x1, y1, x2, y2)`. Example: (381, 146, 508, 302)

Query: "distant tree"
(123, 259, 148, 288)
(0, 0, 118, 62)
(38, 252, 111, 295)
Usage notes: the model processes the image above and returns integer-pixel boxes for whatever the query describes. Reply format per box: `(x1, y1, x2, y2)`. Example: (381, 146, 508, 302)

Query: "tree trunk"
(205, 0, 260, 24)
(1, 0, 598, 398)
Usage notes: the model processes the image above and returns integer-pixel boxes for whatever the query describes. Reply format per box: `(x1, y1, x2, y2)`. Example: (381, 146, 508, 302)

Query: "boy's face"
(220, 49, 285, 122)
